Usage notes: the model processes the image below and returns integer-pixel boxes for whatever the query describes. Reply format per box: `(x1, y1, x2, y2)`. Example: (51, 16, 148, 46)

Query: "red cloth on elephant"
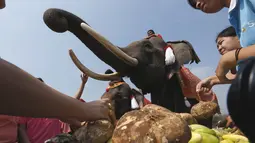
(179, 66, 217, 102)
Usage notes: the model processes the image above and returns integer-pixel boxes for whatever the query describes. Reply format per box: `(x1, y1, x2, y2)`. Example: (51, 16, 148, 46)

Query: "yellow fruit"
(189, 124, 210, 131)
(212, 128, 224, 137)
(199, 132, 219, 143)
(188, 132, 202, 143)
(222, 134, 249, 142)
(194, 128, 216, 136)
(220, 139, 234, 143)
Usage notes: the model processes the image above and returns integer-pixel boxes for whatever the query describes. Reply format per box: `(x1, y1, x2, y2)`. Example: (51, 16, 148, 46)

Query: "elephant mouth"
(69, 23, 139, 81)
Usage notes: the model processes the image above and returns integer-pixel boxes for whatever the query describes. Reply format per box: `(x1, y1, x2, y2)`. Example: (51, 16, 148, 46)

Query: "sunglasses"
(188, 0, 199, 9)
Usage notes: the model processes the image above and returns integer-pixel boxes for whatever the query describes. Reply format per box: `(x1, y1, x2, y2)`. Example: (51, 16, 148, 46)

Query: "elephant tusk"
(69, 49, 121, 81)
(80, 23, 138, 67)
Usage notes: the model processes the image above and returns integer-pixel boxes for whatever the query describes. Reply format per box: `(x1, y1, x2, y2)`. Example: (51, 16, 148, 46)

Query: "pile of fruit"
(189, 124, 249, 143)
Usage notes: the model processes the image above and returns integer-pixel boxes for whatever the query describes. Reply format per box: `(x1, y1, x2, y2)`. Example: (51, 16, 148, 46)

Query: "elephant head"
(43, 8, 200, 95)
(101, 69, 145, 119)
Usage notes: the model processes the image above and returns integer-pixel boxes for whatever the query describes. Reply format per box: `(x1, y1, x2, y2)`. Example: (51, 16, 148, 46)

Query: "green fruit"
(194, 128, 216, 136)
(222, 134, 249, 142)
(189, 124, 210, 131)
(212, 129, 224, 137)
(220, 139, 234, 143)
(199, 132, 219, 143)
(188, 132, 202, 143)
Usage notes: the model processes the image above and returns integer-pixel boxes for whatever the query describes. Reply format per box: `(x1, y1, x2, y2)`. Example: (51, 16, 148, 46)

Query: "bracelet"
(235, 48, 242, 61)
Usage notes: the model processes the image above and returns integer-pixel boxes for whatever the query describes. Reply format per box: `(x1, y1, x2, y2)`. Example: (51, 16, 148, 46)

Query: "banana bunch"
(213, 128, 249, 142)
(188, 124, 250, 143)
(189, 124, 219, 143)
(220, 134, 249, 143)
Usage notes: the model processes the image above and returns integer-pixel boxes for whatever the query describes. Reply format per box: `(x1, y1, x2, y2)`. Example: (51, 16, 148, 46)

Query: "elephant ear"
(166, 40, 201, 65)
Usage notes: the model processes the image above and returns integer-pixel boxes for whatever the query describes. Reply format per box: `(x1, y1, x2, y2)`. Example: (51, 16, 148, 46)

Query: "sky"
(0, 0, 231, 114)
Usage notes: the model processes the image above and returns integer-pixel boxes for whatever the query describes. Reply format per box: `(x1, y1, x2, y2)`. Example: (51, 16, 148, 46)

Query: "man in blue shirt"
(187, 0, 255, 85)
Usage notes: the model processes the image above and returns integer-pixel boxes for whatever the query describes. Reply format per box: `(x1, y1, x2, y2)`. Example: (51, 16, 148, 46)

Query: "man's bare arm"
(0, 58, 109, 121)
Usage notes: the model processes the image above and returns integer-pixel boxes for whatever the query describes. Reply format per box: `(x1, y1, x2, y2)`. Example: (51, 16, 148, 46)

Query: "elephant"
(43, 8, 201, 114)
(101, 69, 148, 120)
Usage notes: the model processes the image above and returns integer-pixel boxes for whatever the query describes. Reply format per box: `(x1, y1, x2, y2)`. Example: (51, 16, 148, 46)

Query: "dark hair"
(187, 0, 198, 9)
(147, 29, 155, 35)
(37, 77, 44, 82)
(215, 26, 237, 43)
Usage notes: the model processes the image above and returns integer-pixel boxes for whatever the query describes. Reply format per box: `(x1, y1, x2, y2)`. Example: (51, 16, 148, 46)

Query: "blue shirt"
(228, 0, 255, 48)
(228, 0, 255, 70)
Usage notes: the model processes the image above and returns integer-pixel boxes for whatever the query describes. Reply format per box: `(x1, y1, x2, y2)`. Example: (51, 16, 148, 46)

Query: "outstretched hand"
(60, 98, 114, 124)
(196, 78, 214, 94)
(80, 73, 88, 84)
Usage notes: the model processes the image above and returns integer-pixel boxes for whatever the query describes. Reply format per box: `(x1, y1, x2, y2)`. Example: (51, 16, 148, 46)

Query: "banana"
(199, 132, 219, 143)
(189, 124, 216, 136)
(222, 134, 249, 142)
(212, 128, 224, 137)
(220, 139, 234, 143)
(188, 132, 202, 143)
(189, 124, 210, 131)
(194, 128, 216, 136)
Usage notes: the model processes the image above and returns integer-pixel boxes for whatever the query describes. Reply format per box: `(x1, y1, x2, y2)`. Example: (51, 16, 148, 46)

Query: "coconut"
(112, 104, 191, 143)
(73, 120, 114, 143)
(191, 101, 218, 120)
(177, 113, 197, 125)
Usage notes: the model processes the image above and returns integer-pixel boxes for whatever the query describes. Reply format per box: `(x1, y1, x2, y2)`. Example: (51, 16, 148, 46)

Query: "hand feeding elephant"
(46, 69, 150, 143)
(43, 8, 200, 114)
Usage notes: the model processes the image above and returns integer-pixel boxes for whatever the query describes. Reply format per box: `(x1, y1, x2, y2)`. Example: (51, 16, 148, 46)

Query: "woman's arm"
(238, 45, 255, 60)
(0, 58, 109, 121)
(216, 44, 255, 79)
(205, 71, 236, 86)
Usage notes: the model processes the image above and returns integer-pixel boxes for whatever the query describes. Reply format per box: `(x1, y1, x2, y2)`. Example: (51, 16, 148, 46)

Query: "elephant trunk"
(43, 8, 138, 76)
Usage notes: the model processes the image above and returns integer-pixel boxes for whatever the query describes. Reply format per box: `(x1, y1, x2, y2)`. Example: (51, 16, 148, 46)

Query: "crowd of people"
(1, 0, 255, 142)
